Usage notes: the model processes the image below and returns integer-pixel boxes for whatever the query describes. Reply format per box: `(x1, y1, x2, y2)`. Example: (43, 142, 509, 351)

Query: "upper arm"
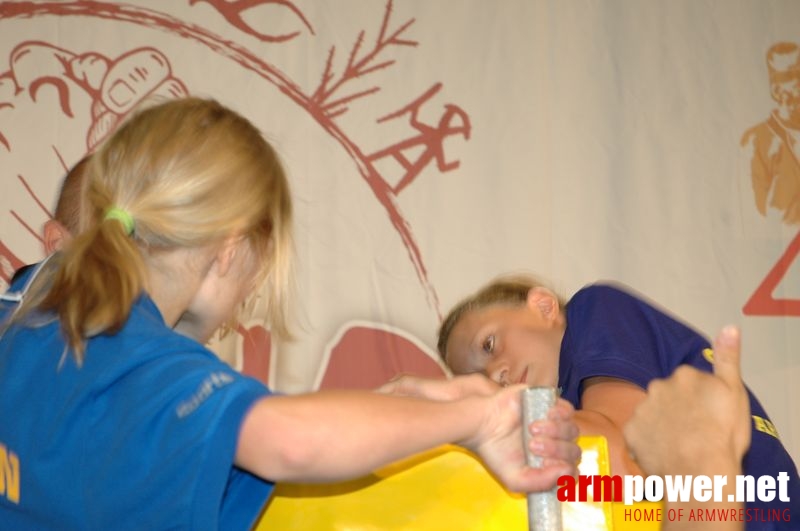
(576, 377, 648, 476)
(235, 396, 293, 482)
(581, 376, 647, 428)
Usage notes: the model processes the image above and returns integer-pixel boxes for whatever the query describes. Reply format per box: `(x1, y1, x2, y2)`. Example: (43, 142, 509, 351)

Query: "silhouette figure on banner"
(740, 42, 800, 316)
(367, 83, 471, 195)
(741, 42, 800, 225)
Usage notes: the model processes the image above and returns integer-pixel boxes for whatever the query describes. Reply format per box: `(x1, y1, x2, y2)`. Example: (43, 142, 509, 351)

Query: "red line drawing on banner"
(367, 83, 471, 195)
(743, 229, 800, 316)
(0, 1, 469, 384)
(740, 41, 800, 316)
(237, 322, 273, 385)
(0, 242, 24, 282)
(309, 3, 416, 118)
(13, 173, 54, 247)
(0, 0, 459, 317)
(0, 39, 188, 284)
(189, 0, 314, 43)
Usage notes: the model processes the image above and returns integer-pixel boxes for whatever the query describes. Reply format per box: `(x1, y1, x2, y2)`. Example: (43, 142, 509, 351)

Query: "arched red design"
(0, 0, 465, 318)
(237, 323, 272, 385)
(317, 324, 447, 391)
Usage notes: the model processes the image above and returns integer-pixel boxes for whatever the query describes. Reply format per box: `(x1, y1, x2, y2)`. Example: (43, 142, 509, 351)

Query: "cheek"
(445, 349, 475, 375)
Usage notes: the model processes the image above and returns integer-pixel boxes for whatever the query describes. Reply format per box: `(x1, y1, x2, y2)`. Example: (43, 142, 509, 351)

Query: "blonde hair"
(22, 97, 293, 363)
(437, 274, 565, 359)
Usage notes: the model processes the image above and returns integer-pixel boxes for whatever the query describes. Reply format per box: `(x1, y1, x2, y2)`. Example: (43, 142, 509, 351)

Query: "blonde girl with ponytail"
(0, 97, 579, 530)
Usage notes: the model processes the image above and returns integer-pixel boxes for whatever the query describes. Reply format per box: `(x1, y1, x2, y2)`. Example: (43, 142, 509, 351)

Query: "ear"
(526, 287, 561, 322)
(212, 235, 241, 278)
(43, 220, 72, 254)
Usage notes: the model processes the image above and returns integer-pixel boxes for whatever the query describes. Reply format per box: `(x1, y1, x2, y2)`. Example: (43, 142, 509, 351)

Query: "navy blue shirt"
(559, 283, 798, 530)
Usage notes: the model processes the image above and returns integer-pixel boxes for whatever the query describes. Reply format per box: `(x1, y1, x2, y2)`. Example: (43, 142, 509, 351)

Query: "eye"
(481, 334, 495, 355)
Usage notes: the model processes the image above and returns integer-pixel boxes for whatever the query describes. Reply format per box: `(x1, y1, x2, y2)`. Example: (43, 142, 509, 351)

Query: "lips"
(517, 367, 529, 385)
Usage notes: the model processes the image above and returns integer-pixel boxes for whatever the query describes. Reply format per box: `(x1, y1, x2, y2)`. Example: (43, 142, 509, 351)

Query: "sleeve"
(559, 284, 710, 407)
(85, 343, 272, 530)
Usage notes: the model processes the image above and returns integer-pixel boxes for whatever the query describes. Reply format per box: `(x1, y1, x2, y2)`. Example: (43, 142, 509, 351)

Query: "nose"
(487, 360, 509, 387)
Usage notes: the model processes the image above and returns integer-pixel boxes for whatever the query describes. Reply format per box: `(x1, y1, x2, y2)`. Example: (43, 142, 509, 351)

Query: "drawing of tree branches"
(308, 0, 417, 119)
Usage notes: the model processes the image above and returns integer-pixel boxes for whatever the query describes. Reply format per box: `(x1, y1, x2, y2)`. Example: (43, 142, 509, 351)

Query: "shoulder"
(87, 306, 269, 427)
(568, 282, 646, 311)
(88, 295, 254, 391)
(568, 281, 699, 332)
(9, 264, 35, 286)
(2, 261, 44, 302)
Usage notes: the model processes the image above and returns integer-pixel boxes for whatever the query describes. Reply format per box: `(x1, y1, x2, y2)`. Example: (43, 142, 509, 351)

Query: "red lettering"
(578, 474, 592, 502)
(594, 475, 623, 502)
(556, 475, 576, 502)
(624, 508, 662, 522)
(557, 474, 625, 503)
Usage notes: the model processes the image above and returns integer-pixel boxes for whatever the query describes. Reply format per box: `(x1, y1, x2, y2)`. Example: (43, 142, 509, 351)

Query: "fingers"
(711, 325, 742, 388)
(527, 434, 582, 468)
(547, 398, 576, 422)
(530, 417, 579, 444)
(11, 43, 75, 87)
(379, 374, 502, 403)
(623, 325, 750, 478)
(461, 373, 501, 396)
(527, 398, 577, 443)
(528, 398, 581, 471)
(375, 374, 416, 395)
(101, 49, 173, 114)
(377, 374, 438, 397)
(512, 463, 575, 494)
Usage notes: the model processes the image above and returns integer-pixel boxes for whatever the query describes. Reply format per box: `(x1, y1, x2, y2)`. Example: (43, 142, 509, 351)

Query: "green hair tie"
(104, 206, 135, 235)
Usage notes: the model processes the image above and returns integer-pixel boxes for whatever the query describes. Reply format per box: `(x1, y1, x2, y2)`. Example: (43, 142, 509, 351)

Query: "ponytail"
(7, 96, 295, 364)
(39, 211, 146, 364)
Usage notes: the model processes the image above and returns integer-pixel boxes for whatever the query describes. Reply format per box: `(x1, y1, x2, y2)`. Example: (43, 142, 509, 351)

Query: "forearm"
(574, 409, 643, 476)
(577, 409, 743, 531)
(236, 390, 483, 483)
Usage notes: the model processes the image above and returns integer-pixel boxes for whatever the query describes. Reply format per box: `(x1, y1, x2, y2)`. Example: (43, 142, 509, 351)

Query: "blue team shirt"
(0, 267, 273, 530)
(558, 283, 799, 530)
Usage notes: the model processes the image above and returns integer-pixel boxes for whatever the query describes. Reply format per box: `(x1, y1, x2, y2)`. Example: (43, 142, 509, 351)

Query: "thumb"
(712, 325, 742, 387)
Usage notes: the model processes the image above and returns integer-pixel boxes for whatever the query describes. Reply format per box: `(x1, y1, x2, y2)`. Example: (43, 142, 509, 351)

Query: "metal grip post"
(521, 387, 562, 531)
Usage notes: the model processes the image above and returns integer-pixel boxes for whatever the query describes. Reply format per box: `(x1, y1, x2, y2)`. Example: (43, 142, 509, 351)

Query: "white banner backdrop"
(1, 0, 797, 463)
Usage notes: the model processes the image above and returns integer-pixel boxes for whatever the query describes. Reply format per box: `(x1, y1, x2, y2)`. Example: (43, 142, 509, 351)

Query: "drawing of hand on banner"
(0, 41, 187, 287)
(0, 2, 466, 390)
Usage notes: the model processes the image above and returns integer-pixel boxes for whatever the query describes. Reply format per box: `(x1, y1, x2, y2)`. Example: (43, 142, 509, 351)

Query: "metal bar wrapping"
(521, 387, 563, 531)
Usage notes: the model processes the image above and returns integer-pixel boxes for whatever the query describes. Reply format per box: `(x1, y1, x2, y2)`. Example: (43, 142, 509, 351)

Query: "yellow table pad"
(257, 436, 662, 530)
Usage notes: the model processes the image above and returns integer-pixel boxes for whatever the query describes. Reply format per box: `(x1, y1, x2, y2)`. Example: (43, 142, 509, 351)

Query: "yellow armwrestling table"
(257, 436, 662, 530)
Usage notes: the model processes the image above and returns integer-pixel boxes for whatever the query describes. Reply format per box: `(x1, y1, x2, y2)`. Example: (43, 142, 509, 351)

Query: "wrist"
(454, 394, 493, 451)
